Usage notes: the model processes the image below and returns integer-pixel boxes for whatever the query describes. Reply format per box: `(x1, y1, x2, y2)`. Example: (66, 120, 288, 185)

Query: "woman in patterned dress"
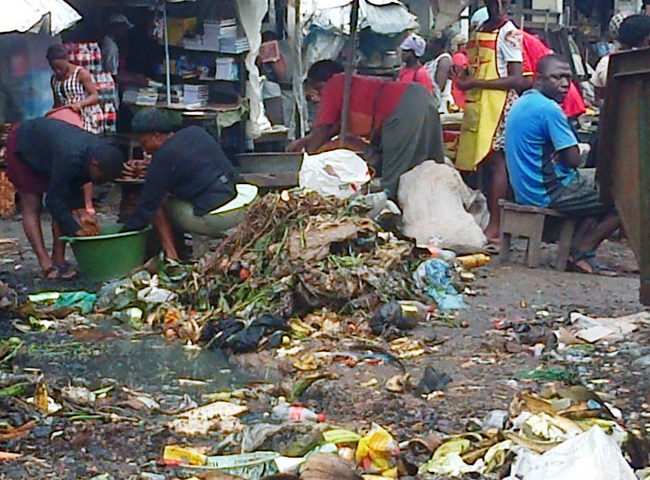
(46, 44, 102, 133)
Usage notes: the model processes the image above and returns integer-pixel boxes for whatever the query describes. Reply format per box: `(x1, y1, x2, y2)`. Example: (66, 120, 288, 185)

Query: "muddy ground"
(0, 209, 648, 480)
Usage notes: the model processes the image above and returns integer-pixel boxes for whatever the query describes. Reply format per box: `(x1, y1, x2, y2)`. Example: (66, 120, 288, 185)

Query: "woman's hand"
(71, 102, 83, 112)
(454, 69, 476, 91)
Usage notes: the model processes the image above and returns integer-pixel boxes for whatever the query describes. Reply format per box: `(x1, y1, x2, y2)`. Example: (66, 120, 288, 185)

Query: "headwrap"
(609, 12, 631, 38)
(400, 33, 427, 58)
(617, 14, 650, 47)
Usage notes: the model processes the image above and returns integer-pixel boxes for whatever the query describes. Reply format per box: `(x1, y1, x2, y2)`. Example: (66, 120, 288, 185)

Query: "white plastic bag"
(299, 149, 370, 199)
(512, 427, 636, 480)
(398, 161, 487, 249)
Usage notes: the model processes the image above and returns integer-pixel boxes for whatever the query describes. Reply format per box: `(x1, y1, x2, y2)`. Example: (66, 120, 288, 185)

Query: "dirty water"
(1, 326, 268, 394)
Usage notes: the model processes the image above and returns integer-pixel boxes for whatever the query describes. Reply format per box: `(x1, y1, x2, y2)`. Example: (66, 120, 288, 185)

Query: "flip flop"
(568, 250, 617, 277)
(54, 262, 78, 280)
(40, 266, 60, 280)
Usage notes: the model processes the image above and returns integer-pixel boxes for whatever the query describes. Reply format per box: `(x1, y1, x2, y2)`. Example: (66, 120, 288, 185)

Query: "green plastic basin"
(61, 224, 152, 282)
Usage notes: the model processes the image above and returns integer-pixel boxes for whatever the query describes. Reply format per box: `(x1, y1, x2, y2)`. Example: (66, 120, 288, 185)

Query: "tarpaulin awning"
(0, 0, 82, 36)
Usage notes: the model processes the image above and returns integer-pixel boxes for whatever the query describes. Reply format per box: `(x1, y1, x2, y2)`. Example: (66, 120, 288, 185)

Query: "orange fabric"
(452, 51, 469, 108)
(398, 66, 433, 94)
(314, 74, 409, 137)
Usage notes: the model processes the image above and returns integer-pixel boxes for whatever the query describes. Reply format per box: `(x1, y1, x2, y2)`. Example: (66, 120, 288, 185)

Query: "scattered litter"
(169, 401, 248, 435)
(416, 366, 453, 395)
(568, 311, 645, 343)
(508, 426, 637, 480)
(61, 385, 96, 405)
(414, 259, 465, 310)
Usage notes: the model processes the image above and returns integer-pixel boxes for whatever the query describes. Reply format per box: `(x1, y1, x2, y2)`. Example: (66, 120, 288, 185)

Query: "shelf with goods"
(157, 11, 251, 155)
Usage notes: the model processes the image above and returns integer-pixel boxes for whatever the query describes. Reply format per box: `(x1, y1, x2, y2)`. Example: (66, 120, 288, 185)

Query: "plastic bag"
(413, 259, 465, 311)
(356, 423, 399, 474)
(398, 161, 487, 249)
(510, 427, 636, 480)
(299, 149, 370, 199)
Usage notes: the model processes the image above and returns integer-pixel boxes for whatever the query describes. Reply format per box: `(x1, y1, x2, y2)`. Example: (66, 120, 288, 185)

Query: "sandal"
(568, 250, 617, 277)
(54, 262, 78, 280)
(40, 266, 60, 280)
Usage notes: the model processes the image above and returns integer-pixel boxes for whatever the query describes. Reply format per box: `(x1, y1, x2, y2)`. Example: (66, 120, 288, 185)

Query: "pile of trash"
(12, 190, 486, 351)
(419, 385, 644, 479)
(79, 190, 447, 346)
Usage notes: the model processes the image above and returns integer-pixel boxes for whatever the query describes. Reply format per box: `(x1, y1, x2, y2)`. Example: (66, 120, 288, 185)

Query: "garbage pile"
(87, 190, 434, 345)
(419, 386, 635, 478)
(151, 383, 642, 480)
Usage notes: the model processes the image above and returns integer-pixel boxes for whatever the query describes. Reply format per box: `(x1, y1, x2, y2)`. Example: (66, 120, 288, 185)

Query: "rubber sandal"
(568, 250, 617, 277)
(54, 262, 78, 280)
(40, 267, 60, 280)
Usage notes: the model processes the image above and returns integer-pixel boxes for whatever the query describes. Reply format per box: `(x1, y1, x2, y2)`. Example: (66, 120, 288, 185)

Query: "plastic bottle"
(423, 237, 456, 264)
(427, 246, 457, 264)
(272, 401, 325, 423)
(398, 300, 435, 323)
(457, 253, 491, 269)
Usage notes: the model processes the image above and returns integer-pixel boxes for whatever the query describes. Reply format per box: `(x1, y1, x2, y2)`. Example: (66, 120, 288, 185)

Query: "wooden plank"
(597, 48, 650, 304)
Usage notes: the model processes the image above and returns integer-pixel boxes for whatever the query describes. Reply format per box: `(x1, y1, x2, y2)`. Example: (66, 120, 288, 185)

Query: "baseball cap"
(109, 13, 134, 29)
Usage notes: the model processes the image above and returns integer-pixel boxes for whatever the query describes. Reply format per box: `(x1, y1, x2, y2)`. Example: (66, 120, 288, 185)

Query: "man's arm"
(287, 124, 339, 153)
(556, 145, 581, 169)
(435, 55, 452, 92)
(457, 62, 527, 92)
(45, 167, 82, 235)
(547, 105, 580, 168)
(124, 156, 172, 230)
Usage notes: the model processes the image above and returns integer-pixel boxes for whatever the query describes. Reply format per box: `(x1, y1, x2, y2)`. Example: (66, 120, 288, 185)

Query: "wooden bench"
(499, 200, 576, 270)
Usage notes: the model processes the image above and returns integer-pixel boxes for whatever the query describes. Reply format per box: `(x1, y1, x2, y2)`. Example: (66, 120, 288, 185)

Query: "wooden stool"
(499, 200, 576, 270)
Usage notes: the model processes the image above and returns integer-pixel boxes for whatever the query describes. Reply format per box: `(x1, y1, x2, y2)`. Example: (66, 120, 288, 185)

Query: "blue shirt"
(505, 89, 578, 207)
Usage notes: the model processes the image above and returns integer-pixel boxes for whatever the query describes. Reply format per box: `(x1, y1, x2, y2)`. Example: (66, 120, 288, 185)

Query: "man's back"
(154, 126, 235, 213)
(505, 89, 578, 207)
(314, 74, 411, 137)
(16, 118, 97, 174)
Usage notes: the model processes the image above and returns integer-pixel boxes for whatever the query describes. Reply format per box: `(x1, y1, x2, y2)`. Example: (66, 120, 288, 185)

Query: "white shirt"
(425, 52, 454, 114)
(495, 20, 523, 78)
(591, 54, 610, 88)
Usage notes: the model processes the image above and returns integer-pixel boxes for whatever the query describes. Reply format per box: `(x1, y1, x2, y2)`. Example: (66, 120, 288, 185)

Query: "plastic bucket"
(61, 224, 153, 282)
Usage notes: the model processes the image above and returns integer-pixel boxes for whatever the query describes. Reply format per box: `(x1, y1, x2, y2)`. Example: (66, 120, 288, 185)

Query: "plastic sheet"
(299, 149, 370, 199)
(508, 427, 637, 480)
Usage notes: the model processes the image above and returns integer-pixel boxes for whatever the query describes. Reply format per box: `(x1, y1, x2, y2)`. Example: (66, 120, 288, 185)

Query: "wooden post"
(340, 0, 360, 145)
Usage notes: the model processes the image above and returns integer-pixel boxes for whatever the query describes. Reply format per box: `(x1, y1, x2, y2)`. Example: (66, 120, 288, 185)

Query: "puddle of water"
(9, 330, 266, 393)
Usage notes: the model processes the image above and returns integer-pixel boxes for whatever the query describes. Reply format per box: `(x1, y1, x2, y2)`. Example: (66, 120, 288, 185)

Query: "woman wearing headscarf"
(398, 33, 433, 94)
(592, 14, 650, 99)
